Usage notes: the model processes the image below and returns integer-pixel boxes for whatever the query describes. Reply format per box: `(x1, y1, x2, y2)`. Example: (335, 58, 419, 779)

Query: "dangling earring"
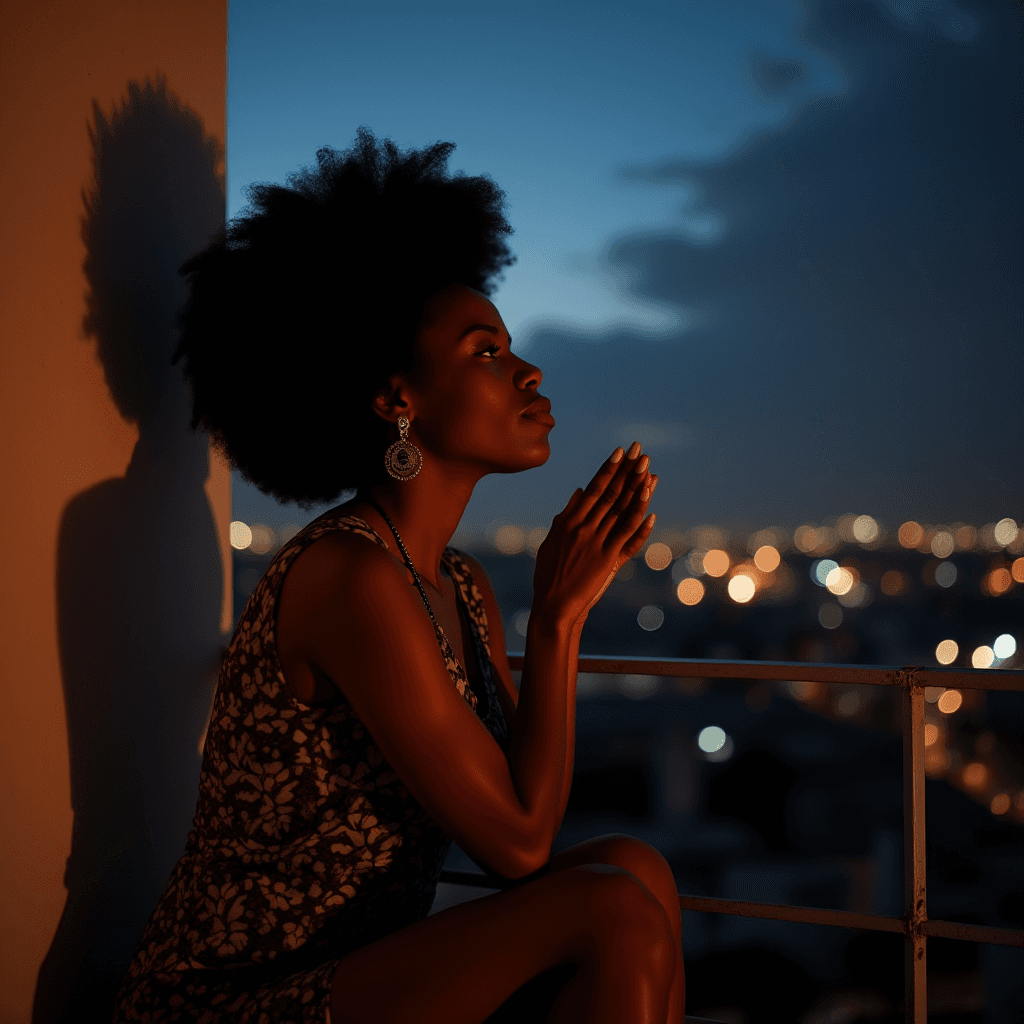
(384, 415, 423, 481)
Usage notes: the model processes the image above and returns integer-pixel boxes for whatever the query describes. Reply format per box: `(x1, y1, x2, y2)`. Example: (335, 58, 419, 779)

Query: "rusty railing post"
(896, 666, 928, 1023)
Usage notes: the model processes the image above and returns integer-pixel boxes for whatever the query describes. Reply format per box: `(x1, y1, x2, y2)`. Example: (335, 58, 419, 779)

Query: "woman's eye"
(479, 344, 502, 358)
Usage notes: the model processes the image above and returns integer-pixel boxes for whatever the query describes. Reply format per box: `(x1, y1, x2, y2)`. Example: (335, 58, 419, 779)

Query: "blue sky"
(228, 0, 1021, 541)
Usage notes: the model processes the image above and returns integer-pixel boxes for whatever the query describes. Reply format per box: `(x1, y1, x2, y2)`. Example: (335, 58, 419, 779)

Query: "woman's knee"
(567, 864, 674, 945)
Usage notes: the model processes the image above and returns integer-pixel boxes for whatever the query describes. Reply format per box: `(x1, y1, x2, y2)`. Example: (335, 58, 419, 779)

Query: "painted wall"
(0, 4, 229, 1020)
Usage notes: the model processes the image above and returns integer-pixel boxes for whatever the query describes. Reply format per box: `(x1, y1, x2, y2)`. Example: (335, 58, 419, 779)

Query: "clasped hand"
(532, 442, 658, 629)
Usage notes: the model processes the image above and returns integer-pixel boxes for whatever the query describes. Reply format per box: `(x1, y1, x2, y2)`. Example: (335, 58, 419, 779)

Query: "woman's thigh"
(328, 862, 672, 1024)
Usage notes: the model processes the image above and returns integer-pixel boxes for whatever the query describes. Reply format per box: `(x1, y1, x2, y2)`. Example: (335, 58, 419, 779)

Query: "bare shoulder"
(281, 528, 541, 879)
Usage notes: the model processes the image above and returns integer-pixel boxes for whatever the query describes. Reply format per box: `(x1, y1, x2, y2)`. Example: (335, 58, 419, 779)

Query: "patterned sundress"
(113, 513, 511, 1022)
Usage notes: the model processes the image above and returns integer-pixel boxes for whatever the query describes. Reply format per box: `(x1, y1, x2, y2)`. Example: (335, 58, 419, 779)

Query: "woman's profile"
(114, 127, 683, 1023)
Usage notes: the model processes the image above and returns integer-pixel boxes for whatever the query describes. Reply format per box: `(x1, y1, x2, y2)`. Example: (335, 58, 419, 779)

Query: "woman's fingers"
(578, 442, 646, 522)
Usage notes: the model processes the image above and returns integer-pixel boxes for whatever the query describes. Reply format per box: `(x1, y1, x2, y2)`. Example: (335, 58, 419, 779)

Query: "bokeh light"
(620, 674, 659, 700)
(637, 605, 665, 631)
(990, 793, 1011, 815)
(937, 689, 963, 713)
(753, 544, 780, 572)
(962, 762, 987, 788)
(818, 603, 843, 629)
(513, 609, 530, 637)
(972, 645, 994, 669)
(677, 578, 705, 606)
(249, 524, 277, 555)
(931, 531, 955, 558)
(935, 639, 959, 665)
(703, 549, 730, 577)
(698, 726, 727, 752)
(881, 570, 906, 596)
(644, 542, 673, 570)
(1012, 558, 1024, 583)
(727, 574, 756, 603)
(853, 515, 879, 543)
(924, 686, 944, 703)
(794, 525, 820, 553)
(955, 525, 977, 550)
(493, 524, 526, 555)
(935, 562, 957, 588)
(811, 559, 838, 586)
(899, 521, 924, 548)
(787, 680, 822, 701)
(687, 550, 708, 576)
(985, 568, 1012, 595)
(924, 723, 939, 746)
(825, 566, 854, 596)
(230, 521, 253, 550)
(838, 582, 870, 608)
(993, 634, 1017, 659)
(835, 691, 860, 716)
(994, 518, 1018, 546)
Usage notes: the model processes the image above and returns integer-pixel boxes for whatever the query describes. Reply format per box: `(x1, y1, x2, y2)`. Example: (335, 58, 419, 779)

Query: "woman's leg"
(546, 834, 685, 1024)
(329, 863, 675, 1024)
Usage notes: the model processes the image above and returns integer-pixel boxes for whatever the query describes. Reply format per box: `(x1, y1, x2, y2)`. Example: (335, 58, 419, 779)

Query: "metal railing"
(438, 656, 1024, 1024)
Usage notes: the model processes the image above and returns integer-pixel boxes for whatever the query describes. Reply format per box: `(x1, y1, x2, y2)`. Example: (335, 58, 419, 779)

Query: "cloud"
(481, 0, 1021, 530)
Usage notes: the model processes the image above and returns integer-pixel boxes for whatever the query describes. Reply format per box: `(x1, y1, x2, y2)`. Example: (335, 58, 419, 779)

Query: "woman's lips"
(523, 410, 556, 426)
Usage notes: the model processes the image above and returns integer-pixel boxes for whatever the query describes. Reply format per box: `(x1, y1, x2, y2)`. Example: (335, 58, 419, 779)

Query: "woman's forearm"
(553, 619, 583, 832)
(505, 609, 578, 863)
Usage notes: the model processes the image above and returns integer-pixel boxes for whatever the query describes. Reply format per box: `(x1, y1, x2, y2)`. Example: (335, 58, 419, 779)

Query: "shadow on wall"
(32, 78, 226, 1024)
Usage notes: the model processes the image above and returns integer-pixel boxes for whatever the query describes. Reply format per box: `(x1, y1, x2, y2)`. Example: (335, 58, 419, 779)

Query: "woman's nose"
(514, 355, 542, 388)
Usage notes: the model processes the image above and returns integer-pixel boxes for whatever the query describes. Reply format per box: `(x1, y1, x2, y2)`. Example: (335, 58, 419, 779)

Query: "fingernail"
(642, 485, 650, 500)
(650, 475, 659, 493)
(610, 446, 624, 463)
(627, 441, 641, 459)
(635, 454, 650, 474)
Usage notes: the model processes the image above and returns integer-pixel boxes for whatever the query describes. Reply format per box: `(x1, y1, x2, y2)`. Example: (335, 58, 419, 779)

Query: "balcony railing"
(438, 656, 1024, 1024)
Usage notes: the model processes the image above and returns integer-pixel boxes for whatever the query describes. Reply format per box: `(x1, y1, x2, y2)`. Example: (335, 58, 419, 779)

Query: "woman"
(114, 128, 682, 1023)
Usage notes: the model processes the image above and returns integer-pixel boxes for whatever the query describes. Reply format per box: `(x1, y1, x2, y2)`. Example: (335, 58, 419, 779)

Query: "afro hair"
(171, 126, 515, 509)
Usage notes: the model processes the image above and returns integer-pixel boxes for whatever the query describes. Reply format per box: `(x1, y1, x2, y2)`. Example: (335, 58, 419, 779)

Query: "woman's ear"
(371, 377, 412, 424)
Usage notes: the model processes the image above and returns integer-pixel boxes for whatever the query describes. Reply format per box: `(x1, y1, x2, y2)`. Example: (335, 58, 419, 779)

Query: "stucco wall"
(0, 4, 228, 1020)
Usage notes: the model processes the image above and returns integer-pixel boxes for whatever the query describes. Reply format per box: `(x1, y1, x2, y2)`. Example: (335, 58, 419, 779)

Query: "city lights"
(852, 515, 879, 543)
(811, 559, 838, 586)
(637, 605, 665, 631)
(753, 544, 781, 572)
(819, 603, 843, 629)
(727, 573, 756, 603)
(644, 542, 673, 570)
(962, 762, 987, 789)
(924, 723, 939, 746)
(937, 689, 963, 714)
(703, 549, 730, 577)
(899, 521, 924, 548)
(229, 521, 253, 550)
(935, 639, 959, 665)
(676, 578, 705, 606)
(993, 518, 1018, 546)
(697, 725, 726, 752)
(825, 566, 855, 596)
(935, 561, 957, 588)
(971, 646, 995, 669)
(880, 570, 906, 596)
(993, 634, 1016, 659)
(931, 531, 955, 558)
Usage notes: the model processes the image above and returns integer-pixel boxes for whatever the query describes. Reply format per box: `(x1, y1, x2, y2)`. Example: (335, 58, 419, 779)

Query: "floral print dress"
(114, 514, 510, 1022)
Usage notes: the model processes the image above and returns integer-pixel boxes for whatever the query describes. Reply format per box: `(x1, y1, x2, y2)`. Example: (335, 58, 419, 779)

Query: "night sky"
(228, 0, 1022, 541)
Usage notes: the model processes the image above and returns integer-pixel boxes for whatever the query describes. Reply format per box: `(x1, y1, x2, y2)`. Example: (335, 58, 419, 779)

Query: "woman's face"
(397, 283, 553, 477)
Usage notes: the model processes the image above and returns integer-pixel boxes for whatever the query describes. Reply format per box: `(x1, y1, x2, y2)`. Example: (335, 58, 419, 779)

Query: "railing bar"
(437, 872, 1024, 947)
(922, 919, 1024, 948)
(902, 673, 928, 1024)
(506, 654, 1024, 692)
